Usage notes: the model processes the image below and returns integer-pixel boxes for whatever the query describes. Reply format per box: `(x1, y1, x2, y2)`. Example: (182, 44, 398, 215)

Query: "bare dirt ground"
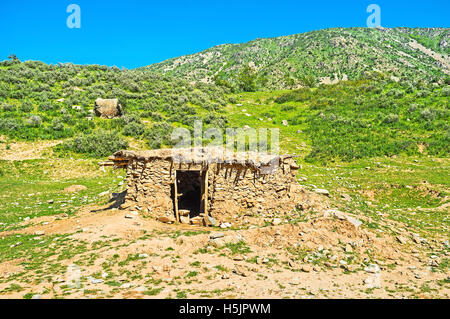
(0, 198, 448, 299)
(0, 137, 62, 161)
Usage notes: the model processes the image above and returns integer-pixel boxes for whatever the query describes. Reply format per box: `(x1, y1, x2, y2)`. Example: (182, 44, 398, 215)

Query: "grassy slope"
(0, 159, 123, 231)
(227, 78, 449, 161)
(0, 61, 229, 147)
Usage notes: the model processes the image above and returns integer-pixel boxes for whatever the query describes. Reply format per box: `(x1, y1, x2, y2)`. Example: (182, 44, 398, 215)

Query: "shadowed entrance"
(175, 170, 202, 218)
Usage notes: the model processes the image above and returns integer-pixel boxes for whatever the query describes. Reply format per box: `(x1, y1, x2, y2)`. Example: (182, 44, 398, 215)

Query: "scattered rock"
(120, 283, 132, 289)
(364, 274, 381, 289)
(178, 210, 190, 217)
(180, 216, 190, 224)
(209, 234, 244, 248)
(345, 244, 353, 253)
(10, 242, 22, 248)
(210, 232, 225, 240)
(314, 188, 330, 196)
(158, 215, 175, 224)
(272, 218, 282, 226)
(190, 216, 204, 226)
(301, 265, 312, 273)
(396, 236, 408, 245)
(204, 215, 217, 227)
(365, 264, 381, 274)
(289, 278, 300, 285)
(133, 286, 147, 293)
(233, 265, 249, 277)
(324, 209, 362, 228)
(88, 277, 104, 284)
(63, 185, 87, 193)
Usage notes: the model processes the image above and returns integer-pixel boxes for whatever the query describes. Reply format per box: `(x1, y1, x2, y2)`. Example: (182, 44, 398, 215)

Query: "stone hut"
(110, 147, 303, 226)
(94, 98, 122, 118)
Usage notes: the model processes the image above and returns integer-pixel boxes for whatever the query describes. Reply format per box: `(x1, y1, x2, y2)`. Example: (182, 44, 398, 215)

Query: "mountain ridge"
(141, 27, 450, 90)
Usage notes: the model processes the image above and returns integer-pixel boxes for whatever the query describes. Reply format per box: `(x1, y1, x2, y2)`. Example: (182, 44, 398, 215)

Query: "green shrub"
(20, 102, 33, 112)
(51, 118, 64, 131)
(441, 86, 450, 97)
(0, 118, 23, 131)
(421, 108, 436, 121)
(2, 103, 16, 112)
(38, 103, 55, 112)
(60, 130, 128, 157)
(416, 89, 431, 98)
(383, 114, 399, 124)
(26, 115, 42, 128)
(237, 66, 257, 92)
(147, 122, 173, 149)
(123, 122, 146, 137)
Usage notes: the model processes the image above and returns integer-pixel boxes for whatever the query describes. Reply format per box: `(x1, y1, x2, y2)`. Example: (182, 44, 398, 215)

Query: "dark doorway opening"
(176, 170, 202, 217)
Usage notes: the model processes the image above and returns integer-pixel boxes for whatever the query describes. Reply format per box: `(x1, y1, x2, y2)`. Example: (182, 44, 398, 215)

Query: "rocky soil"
(0, 194, 448, 299)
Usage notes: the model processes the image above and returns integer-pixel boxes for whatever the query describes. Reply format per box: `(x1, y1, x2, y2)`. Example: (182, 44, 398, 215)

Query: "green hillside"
(226, 74, 449, 163)
(0, 58, 229, 155)
(143, 27, 450, 90)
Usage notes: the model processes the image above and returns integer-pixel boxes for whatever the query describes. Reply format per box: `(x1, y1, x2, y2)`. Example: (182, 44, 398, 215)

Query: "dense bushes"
(0, 118, 23, 132)
(276, 79, 450, 162)
(123, 122, 146, 137)
(59, 130, 128, 157)
(147, 122, 173, 149)
(0, 60, 228, 151)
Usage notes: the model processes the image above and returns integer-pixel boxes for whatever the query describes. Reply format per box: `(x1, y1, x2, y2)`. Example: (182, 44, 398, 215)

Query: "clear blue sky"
(0, 0, 448, 68)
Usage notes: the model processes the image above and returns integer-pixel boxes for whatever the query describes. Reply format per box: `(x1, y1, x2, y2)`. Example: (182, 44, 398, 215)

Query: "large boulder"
(94, 98, 122, 118)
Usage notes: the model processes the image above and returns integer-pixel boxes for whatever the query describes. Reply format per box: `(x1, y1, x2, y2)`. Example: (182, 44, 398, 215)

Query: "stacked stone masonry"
(111, 148, 303, 225)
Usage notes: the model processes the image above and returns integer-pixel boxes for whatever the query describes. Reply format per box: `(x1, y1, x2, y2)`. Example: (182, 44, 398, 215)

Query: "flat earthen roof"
(111, 147, 293, 174)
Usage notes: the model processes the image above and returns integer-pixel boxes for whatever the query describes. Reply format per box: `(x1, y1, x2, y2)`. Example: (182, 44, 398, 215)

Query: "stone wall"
(122, 157, 302, 225)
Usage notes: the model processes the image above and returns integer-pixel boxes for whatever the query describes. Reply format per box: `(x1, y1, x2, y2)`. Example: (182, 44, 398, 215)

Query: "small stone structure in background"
(94, 98, 122, 118)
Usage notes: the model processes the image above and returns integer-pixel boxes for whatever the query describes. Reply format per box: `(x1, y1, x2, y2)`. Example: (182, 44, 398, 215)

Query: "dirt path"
(0, 138, 62, 161)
